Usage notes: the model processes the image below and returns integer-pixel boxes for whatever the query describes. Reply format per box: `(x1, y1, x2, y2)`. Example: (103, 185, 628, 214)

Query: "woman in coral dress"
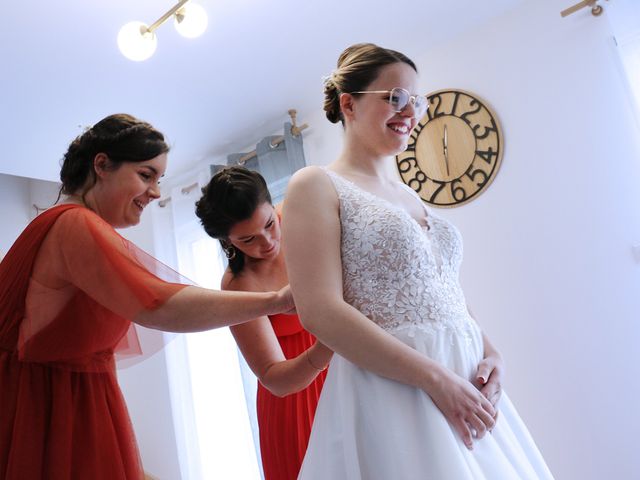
(0, 114, 293, 480)
(195, 166, 331, 479)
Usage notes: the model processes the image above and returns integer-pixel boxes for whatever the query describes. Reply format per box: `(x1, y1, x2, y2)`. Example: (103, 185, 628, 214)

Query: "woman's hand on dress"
(474, 353, 504, 415)
(275, 284, 296, 314)
(428, 368, 496, 450)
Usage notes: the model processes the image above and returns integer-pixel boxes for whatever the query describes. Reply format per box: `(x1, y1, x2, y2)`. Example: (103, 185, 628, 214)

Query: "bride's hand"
(428, 368, 496, 450)
(474, 353, 504, 416)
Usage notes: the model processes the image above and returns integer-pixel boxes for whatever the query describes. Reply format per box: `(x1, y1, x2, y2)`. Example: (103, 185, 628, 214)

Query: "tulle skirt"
(0, 348, 143, 480)
(298, 322, 554, 479)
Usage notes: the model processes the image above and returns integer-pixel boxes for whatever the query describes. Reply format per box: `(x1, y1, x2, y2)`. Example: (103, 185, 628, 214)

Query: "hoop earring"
(223, 243, 236, 260)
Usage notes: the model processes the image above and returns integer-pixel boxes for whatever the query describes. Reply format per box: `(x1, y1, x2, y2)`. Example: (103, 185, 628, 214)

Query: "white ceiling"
(0, 0, 524, 183)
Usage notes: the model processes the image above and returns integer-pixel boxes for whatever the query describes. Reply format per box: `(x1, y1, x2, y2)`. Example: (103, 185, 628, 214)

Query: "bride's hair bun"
(322, 43, 418, 125)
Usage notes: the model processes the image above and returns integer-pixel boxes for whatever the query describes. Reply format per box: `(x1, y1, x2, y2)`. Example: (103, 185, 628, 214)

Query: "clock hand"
(443, 124, 450, 176)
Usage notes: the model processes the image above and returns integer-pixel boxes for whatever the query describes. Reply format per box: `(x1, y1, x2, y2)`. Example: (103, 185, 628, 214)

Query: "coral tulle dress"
(256, 313, 327, 480)
(0, 204, 186, 480)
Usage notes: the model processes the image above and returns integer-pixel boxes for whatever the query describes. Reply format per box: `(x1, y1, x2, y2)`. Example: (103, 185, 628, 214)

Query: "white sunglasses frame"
(347, 87, 428, 116)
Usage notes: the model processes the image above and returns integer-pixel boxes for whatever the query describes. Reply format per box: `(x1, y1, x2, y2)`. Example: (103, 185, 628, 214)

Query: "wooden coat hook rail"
(238, 109, 308, 165)
(157, 110, 309, 207)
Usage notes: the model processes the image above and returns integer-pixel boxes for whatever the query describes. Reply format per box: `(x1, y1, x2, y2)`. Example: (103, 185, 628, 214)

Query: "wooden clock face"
(395, 89, 503, 207)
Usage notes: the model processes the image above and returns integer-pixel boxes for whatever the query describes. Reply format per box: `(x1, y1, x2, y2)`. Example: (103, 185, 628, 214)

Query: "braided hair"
(59, 113, 169, 197)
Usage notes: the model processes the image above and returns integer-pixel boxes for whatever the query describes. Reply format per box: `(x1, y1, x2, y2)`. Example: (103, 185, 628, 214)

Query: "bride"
(283, 43, 554, 479)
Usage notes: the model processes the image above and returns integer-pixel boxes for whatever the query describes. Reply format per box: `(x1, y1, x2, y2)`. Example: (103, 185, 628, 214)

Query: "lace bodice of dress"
(324, 169, 474, 338)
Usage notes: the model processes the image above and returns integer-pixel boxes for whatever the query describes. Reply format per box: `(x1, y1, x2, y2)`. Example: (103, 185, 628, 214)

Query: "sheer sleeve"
(51, 208, 188, 320)
(11, 205, 192, 365)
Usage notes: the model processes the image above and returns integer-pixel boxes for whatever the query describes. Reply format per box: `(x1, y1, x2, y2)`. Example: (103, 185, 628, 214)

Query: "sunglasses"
(348, 87, 428, 118)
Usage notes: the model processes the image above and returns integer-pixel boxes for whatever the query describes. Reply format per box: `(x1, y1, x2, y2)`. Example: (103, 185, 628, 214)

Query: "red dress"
(0, 204, 186, 480)
(256, 313, 327, 480)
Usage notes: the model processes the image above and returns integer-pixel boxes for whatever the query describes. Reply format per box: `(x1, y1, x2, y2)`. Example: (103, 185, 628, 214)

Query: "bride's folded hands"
(426, 366, 497, 450)
(474, 352, 504, 415)
(474, 331, 504, 416)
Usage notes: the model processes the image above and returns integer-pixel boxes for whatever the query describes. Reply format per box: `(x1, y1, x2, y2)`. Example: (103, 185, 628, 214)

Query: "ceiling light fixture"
(118, 0, 208, 61)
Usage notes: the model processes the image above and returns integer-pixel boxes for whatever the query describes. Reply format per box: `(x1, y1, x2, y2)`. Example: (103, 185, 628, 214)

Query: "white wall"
(0, 173, 62, 255)
(299, 1, 640, 478)
(116, 221, 183, 480)
(118, 342, 181, 479)
(0, 174, 31, 255)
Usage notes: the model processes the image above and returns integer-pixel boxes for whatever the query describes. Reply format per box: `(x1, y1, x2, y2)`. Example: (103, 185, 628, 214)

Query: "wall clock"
(396, 89, 503, 207)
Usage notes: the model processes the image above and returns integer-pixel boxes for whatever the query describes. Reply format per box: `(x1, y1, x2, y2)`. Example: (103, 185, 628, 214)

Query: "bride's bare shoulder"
(290, 165, 327, 183)
(288, 166, 336, 201)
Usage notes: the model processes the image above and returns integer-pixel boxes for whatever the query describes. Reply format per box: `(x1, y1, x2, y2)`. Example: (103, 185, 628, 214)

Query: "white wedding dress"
(298, 169, 554, 480)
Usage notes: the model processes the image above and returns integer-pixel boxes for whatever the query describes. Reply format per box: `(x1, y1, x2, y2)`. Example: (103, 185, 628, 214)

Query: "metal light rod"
(147, 0, 190, 33)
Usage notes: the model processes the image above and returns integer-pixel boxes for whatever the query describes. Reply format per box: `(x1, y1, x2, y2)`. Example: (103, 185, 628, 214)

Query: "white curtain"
(151, 171, 262, 479)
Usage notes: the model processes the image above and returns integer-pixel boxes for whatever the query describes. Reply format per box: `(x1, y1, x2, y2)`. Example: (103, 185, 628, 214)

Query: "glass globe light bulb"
(174, 3, 208, 39)
(117, 21, 157, 61)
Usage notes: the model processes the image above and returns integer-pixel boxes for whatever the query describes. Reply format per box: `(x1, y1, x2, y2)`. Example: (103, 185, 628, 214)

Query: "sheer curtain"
(152, 171, 262, 480)
(155, 123, 307, 478)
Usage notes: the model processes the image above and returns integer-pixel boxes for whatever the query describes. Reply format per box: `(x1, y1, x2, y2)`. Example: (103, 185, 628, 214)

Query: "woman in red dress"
(0, 114, 294, 480)
(195, 166, 332, 480)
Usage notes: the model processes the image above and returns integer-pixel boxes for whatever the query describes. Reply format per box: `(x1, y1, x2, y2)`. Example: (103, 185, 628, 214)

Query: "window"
(155, 180, 262, 479)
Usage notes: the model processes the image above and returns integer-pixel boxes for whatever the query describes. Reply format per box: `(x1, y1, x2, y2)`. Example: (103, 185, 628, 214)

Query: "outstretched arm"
(283, 167, 495, 449)
(134, 284, 294, 333)
(51, 206, 295, 334)
(224, 274, 331, 397)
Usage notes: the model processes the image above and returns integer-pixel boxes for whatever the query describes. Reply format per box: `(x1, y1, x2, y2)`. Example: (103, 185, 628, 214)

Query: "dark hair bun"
(323, 76, 342, 124)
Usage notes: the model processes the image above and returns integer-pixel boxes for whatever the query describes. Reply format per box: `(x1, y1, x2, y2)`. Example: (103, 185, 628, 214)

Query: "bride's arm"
(467, 307, 504, 411)
(283, 167, 496, 449)
(477, 332, 504, 410)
